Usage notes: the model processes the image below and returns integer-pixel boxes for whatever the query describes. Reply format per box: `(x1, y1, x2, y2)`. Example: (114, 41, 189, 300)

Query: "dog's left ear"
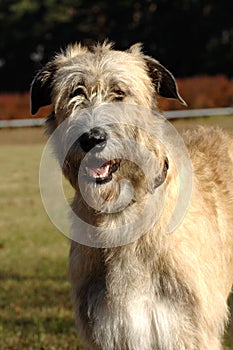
(30, 62, 56, 115)
(144, 56, 187, 106)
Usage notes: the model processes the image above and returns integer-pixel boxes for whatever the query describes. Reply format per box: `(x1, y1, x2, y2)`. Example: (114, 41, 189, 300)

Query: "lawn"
(0, 115, 232, 349)
(0, 138, 81, 349)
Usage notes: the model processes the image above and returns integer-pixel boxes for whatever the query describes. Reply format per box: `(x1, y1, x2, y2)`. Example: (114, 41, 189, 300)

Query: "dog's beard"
(69, 157, 166, 247)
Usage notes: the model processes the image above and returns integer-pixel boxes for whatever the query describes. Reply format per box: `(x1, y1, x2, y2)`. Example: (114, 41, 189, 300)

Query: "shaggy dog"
(31, 42, 233, 350)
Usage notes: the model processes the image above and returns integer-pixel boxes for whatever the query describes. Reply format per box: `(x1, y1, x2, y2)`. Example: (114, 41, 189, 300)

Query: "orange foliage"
(0, 93, 29, 120)
(0, 75, 233, 120)
(0, 92, 52, 120)
(159, 75, 233, 111)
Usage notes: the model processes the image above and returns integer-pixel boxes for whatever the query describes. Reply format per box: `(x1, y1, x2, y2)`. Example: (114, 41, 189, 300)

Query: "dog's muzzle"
(78, 127, 120, 184)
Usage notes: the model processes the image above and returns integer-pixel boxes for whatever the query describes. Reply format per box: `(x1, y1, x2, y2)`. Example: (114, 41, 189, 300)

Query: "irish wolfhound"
(31, 42, 233, 350)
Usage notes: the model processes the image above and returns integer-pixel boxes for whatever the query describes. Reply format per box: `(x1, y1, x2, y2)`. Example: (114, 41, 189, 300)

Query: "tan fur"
(31, 42, 233, 350)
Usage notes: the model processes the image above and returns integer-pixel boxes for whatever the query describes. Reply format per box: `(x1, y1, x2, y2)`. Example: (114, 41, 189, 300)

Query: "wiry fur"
(31, 42, 233, 350)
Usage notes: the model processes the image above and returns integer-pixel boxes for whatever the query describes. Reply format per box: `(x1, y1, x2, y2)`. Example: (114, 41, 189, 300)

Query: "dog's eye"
(69, 87, 86, 99)
(114, 90, 125, 101)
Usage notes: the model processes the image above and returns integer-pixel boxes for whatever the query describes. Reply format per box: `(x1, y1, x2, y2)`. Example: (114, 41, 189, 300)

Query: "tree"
(0, 0, 232, 92)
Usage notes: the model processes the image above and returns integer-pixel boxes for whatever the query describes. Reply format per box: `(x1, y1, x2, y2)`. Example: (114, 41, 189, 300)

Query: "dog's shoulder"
(181, 125, 233, 164)
(181, 125, 233, 202)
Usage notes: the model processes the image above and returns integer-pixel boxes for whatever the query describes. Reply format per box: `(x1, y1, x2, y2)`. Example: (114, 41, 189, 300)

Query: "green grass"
(0, 115, 232, 349)
(0, 143, 81, 349)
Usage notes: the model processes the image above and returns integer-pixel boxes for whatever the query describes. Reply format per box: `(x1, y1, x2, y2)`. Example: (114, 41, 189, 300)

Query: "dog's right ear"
(30, 62, 56, 115)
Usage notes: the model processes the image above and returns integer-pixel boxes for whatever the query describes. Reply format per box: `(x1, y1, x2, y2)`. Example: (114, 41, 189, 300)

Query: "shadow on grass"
(0, 269, 83, 349)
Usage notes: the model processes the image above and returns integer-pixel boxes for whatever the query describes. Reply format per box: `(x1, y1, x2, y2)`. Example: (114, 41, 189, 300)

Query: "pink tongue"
(88, 163, 110, 178)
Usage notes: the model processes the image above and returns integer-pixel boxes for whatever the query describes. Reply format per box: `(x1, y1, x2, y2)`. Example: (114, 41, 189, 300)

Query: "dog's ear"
(30, 62, 56, 115)
(144, 56, 187, 106)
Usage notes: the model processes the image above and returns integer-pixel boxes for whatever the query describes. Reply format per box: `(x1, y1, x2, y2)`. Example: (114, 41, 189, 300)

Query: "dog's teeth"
(86, 163, 110, 179)
(85, 160, 119, 183)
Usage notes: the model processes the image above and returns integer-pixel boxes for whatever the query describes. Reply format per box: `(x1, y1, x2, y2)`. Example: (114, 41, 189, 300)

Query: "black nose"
(79, 127, 107, 152)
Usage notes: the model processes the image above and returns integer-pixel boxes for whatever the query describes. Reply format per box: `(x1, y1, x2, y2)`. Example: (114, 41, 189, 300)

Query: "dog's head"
(31, 42, 184, 216)
(31, 41, 185, 120)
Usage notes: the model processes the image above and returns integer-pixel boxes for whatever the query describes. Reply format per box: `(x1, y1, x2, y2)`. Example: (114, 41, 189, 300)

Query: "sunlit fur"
(31, 42, 233, 350)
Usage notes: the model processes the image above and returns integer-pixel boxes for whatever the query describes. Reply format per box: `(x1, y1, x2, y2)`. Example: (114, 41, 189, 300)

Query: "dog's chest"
(79, 275, 180, 350)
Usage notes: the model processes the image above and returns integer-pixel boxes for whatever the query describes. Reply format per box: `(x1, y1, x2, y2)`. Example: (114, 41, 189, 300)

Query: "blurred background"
(0, 1, 232, 349)
(0, 0, 233, 117)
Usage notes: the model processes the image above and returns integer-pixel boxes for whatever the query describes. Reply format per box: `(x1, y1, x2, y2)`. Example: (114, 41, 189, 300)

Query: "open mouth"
(85, 159, 120, 184)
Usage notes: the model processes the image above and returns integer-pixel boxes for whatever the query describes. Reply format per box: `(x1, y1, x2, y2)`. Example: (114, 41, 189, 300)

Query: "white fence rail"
(164, 107, 233, 119)
(0, 118, 45, 128)
(0, 107, 232, 128)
